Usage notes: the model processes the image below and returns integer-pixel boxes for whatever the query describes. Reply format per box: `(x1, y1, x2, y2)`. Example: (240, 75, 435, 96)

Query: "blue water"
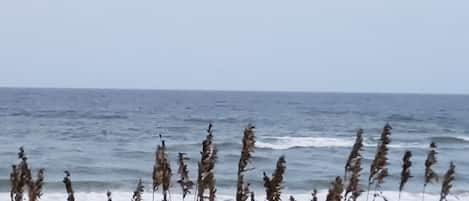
(0, 88, 468, 199)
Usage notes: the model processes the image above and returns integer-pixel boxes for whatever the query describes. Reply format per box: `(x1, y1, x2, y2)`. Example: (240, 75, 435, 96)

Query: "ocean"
(0, 88, 468, 201)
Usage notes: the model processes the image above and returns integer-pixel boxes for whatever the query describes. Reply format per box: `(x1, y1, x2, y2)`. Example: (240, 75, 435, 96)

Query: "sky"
(0, 1, 468, 94)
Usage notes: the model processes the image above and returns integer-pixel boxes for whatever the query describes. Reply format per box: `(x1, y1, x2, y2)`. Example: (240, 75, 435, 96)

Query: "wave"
(430, 136, 469, 144)
(386, 114, 423, 122)
(183, 117, 239, 124)
(256, 136, 353, 149)
(256, 136, 429, 150)
(7, 110, 128, 120)
(0, 190, 465, 201)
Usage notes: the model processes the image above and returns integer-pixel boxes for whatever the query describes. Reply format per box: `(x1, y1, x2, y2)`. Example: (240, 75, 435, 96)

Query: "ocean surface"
(0, 88, 468, 201)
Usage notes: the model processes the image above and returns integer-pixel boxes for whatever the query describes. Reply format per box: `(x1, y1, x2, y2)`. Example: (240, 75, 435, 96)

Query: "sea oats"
(177, 152, 194, 200)
(423, 142, 438, 201)
(197, 124, 217, 201)
(439, 162, 455, 201)
(344, 129, 364, 201)
(398, 151, 412, 201)
(236, 125, 256, 201)
(367, 124, 391, 201)
(326, 176, 344, 201)
(132, 179, 144, 201)
(263, 156, 286, 201)
(63, 171, 75, 201)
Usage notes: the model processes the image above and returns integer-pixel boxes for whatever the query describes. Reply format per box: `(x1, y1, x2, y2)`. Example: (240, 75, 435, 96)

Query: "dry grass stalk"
(424, 142, 438, 186)
(197, 123, 218, 201)
(326, 176, 344, 201)
(344, 129, 364, 201)
(63, 171, 75, 201)
(439, 162, 455, 201)
(345, 129, 364, 179)
(10, 165, 18, 201)
(311, 189, 318, 201)
(28, 168, 45, 201)
(263, 156, 286, 201)
(132, 179, 144, 201)
(289, 195, 296, 201)
(398, 151, 412, 201)
(107, 191, 112, 201)
(250, 192, 255, 201)
(236, 125, 256, 201)
(367, 124, 392, 201)
(422, 142, 438, 201)
(177, 152, 194, 200)
(153, 136, 172, 201)
(11, 147, 32, 201)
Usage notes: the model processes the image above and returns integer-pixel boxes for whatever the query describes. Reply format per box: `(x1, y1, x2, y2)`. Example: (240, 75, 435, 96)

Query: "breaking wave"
(256, 136, 430, 150)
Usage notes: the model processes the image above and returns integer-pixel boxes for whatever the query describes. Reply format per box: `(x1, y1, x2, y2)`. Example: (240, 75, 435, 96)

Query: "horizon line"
(0, 85, 468, 96)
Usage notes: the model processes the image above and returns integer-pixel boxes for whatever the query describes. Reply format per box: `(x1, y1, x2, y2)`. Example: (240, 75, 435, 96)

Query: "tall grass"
(28, 168, 44, 201)
(439, 162, 455, 201)
(344, 129, 364, 201)
(6, 123, 462, 201)
(311, 189, 318, 201)
(177, 152, 194, 200)
(153, 136, 172, 201)
(197, 124, 217, 201)
(263, 156, 286, 201)
(132, 179, 144, 201)
(326, 177, 343, 201)
(63, 171, 75, 201)
(236, 125, 256, 201)
(367, 124, 392, 201)
(423, 142, 438, 201)
(398, 151, 412, 201)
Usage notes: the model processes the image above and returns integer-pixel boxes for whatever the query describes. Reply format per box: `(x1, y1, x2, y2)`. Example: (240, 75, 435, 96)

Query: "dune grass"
(7, 123, 459, 201)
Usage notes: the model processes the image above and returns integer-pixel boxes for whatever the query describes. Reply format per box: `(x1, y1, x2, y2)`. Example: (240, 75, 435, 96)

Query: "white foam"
(256, 136, 431, 150)
(455, 135, 469, 142)
(2, 190, 466, 201)
(256, 136, 353, 149)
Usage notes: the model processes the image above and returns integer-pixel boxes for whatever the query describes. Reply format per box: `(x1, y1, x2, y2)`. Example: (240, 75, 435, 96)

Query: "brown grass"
(344, 129, 364, 201)
(10, 147, 33, 201)
(153, 136, 172, 201)
(398, 151, 412, 201)
(4, 124, 464, 201)
(132, 179, 144, 201)
(367, 124, 392, 201)
(263, 156, 286, 201)
(63, 171, 75, 201)
(326, 176, 344, 201)
(28, 168, 45, 201)
(423, 142, 438, 201)
(439, 162, 456, 201)
(197, 123, 218, 201)
(177, 152, 194, 200)
(311, 189, 318, 201)
(236, 125, 256, 201)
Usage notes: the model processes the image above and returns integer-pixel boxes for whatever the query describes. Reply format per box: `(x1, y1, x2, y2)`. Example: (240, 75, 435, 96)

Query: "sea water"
(0, 88, 468, 201)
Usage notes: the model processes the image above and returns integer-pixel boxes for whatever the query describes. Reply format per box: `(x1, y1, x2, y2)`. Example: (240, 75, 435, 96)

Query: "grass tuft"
(439, 162, 456, 201)
(236, 125, 256, 201)
(63, 171, 75, 201)
(263, 156, 286, 201)
(398, 151, 412, 201)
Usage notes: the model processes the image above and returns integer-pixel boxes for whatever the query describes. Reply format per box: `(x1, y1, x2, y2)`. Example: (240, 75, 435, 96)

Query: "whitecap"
(256, 136, 354, 149)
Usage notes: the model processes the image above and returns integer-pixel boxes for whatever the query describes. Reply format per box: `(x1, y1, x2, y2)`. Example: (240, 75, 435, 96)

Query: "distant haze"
(1, 1, 468, 94)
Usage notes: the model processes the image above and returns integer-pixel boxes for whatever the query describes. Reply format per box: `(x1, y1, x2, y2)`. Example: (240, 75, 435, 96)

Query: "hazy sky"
(1, 1, 468, 94)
